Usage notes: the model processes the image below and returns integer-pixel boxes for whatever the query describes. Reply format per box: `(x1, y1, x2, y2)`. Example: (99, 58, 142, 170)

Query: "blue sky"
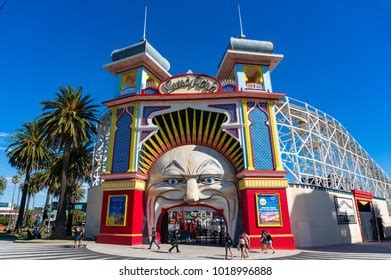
(0, 0, 390, 206)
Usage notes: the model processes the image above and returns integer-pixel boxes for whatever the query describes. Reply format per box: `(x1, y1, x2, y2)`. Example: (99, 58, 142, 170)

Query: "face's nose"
(184, 178, 199, 203)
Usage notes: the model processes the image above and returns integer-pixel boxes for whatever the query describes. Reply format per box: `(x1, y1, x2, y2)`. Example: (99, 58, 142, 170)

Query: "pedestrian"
(74, 224, 83, 248)
(260, 230, 268, 252)
(148, 227, 160, 250)
(224, 232, 233, 259)
(32, 227, 41, 239)
(264, 230, 275, 254)
(168, 230, 180, 253)
(238, 233, 247, 259)
(242, 231, 250, 258)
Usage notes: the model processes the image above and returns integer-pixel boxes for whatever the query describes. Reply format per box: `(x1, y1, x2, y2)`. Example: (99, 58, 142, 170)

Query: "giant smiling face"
(145, 145, 240, 238)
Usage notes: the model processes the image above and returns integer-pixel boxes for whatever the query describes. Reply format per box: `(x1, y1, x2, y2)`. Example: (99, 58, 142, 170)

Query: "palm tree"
(52, 141, 92, 236)
(9, 175, 21, 227)
(6, 121, 50, 233)
(11, 175, 20, 209)
(24, 173, 46, 225)
(30, 157, 60, 222)
(0, 176, 6, 197)
(39, 86, 99, 238)
(66, 182, 86, 236)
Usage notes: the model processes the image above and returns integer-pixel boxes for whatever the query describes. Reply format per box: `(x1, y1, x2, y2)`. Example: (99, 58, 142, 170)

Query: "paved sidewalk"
(86, 242, 300, 260)
(2, 238, 390, 259)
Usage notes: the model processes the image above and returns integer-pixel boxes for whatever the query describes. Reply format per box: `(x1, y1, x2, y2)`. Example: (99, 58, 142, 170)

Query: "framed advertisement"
(106, 195, 128, 226)
(334, 196, 356, 224)
(256, 193, 283, 227)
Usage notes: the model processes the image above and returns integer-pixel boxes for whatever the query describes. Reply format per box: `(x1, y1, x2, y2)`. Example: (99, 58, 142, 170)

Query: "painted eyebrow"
(196, 159, 223, 174)
(161, 160, 186, 174)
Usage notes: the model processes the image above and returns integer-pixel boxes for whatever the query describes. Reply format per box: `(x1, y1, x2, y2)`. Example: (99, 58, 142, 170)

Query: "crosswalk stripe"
(64, 254, 113, 260)
(0, 242, 126, 260)
(0, 250, 70, 253)
(0, 252, 89, 260)
(29, 253, 103, 260)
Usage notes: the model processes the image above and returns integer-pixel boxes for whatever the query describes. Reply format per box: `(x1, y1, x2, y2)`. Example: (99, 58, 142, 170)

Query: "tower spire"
(143, 6, 148, 41)
(238, 4, 246, 39)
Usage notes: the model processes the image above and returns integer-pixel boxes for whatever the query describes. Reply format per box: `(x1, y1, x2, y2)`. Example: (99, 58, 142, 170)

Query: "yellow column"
(106, 107, 117, 173)
(128, 104, 139, 172)
(268, 101, 284, 171)
(242, 99, 254, 170)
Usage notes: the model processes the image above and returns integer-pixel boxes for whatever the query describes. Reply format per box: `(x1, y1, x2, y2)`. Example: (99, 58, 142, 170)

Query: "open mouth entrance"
(159, 205, 227, 246)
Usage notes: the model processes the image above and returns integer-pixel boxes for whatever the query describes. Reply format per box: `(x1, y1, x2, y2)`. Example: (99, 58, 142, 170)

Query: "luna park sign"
(159, 74, 221, 94)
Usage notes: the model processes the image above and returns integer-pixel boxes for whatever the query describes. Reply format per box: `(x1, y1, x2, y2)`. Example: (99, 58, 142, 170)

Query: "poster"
(256, 194, 282, 227)
(334, 196, 356, 224)
(106, 195, 127, 226)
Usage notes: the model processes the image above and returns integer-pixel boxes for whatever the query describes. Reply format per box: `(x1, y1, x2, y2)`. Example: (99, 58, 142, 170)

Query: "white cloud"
(0, 147, 6, 151)
(0, 132, 9, 137)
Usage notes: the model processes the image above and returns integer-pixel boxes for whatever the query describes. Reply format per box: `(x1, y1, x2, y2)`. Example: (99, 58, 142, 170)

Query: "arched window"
(248, 107, 274, 169)
(112, 108, 133, 173)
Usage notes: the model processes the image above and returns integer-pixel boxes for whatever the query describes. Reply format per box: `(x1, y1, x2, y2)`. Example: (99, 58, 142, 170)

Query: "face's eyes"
(164, 178, 185, 186)
(199, 176, 221, 185)
(163, 177, 222, 186)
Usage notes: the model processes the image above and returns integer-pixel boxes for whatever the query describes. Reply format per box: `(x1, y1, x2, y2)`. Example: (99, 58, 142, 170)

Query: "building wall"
(286, 185, 362, 247)
(85, 186, 103, 239)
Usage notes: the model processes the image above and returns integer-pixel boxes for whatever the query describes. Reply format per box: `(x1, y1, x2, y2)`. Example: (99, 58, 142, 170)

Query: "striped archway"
(138, 107, 244, 174)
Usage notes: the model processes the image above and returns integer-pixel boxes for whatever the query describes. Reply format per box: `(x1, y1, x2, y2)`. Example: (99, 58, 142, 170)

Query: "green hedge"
(0, 217, 11, 226)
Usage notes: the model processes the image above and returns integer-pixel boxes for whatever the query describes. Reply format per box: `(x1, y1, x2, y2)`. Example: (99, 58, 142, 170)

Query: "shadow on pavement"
(302, 240, 391, 254)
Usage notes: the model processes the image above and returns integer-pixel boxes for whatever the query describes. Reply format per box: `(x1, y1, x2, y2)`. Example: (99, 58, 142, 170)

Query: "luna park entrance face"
(159, 206, 227, 246)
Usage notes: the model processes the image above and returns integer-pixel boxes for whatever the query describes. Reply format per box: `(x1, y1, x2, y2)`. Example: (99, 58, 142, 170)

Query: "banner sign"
(256, 194, 282, 227)
(106, 195, 128, 226)
(334, 196, 356, 224)
(159, 74, 221, 94)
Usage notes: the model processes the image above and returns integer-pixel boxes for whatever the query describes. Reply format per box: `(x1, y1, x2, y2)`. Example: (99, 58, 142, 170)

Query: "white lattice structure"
(275, 96, 391, 199)
(91, 111, 111, 187)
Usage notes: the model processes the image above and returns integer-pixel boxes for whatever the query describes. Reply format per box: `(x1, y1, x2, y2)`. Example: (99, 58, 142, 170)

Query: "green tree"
(57, 142, 91, 236)
(8, 175, 21, 227)
(6, 121, 50, 233)
(24, 172, 48, 225)
(11, 175, 20, 208)
(29, 141, 92, 236)
(72, 209, 86, 225)
(0, 176, 6, 197)
(30, 166, 59, 222)
(39, 86, 99, 238)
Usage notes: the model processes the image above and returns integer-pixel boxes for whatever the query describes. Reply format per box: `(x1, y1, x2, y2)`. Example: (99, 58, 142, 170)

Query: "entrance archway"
(145, 145, 240, 245)
(158, 205, 227, 246)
